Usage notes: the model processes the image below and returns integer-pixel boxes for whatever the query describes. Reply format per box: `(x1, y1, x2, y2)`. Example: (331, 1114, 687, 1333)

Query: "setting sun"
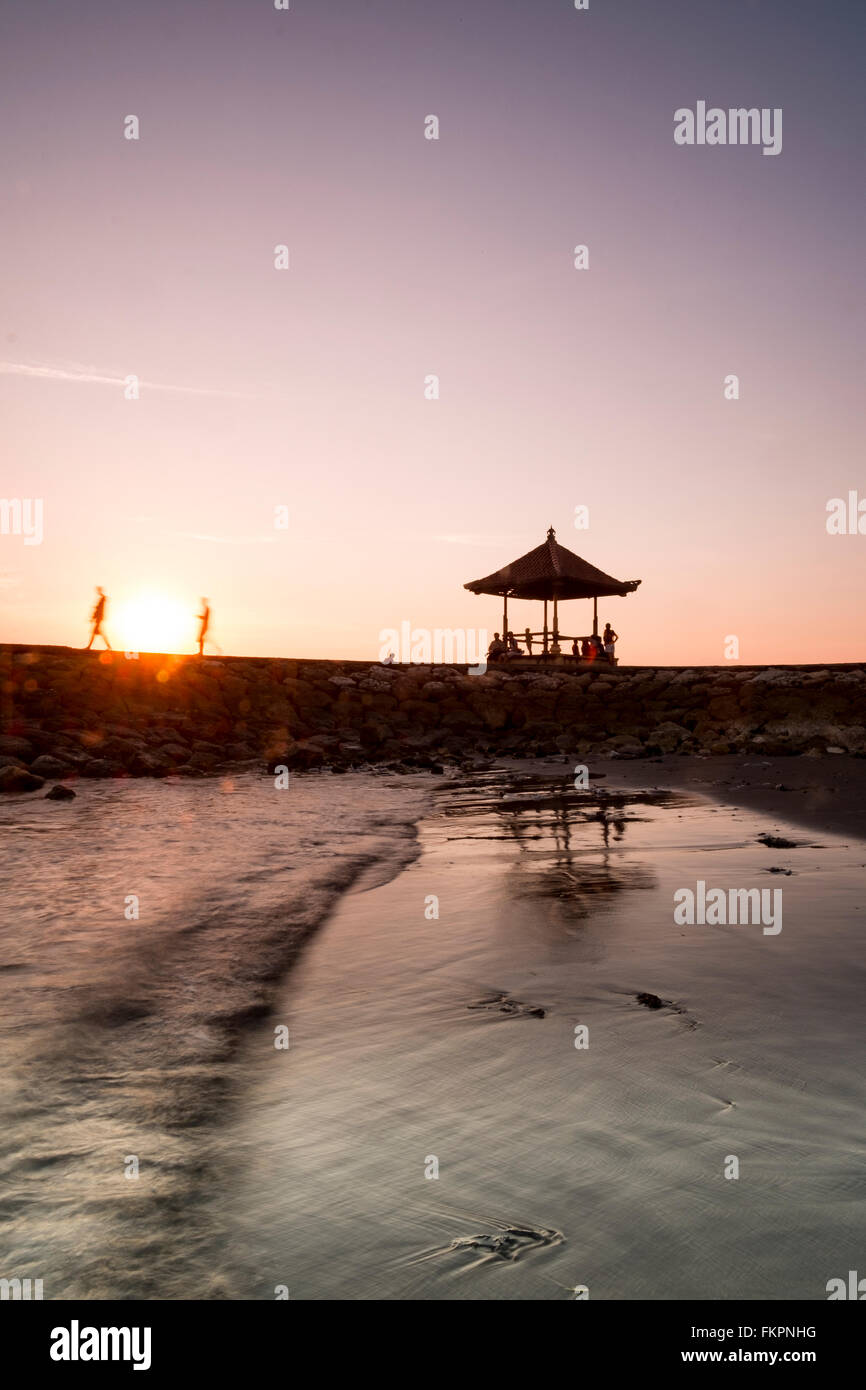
(114, 592, 195, 655)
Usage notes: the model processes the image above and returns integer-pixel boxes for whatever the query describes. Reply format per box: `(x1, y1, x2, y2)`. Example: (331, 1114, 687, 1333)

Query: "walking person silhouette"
(85, 587, 112, 650)
(196, 598, 211, 656)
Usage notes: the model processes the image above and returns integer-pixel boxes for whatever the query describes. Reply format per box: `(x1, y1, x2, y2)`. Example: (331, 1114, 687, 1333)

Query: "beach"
(4, 732, 862, 1354)
(1, 754, 863, 1300)
(0, 770, 430, 1299)
(217, 759, 864, 1300)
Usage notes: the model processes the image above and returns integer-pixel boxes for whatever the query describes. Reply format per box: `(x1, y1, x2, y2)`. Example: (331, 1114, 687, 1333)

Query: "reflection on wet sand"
(444, 773, 697, 928)
(225, 767, 864, 1300)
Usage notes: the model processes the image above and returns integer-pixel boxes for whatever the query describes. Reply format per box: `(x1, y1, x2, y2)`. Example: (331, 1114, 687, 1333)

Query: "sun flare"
(114, 592, 194, 655)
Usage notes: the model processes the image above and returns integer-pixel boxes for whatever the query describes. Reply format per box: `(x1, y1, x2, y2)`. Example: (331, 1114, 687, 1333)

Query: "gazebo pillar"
(542, 600, 549, 653)
(551, 596, 560, 653)
(502, 591, 508, 640)
(593, 595, 598, 637)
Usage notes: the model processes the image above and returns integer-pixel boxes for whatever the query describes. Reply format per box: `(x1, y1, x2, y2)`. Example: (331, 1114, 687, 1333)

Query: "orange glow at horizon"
(112, 592, 194, 656)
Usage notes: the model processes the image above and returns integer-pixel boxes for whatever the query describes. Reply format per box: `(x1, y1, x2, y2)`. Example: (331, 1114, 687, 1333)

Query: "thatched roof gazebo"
(464, 527, 641, 658)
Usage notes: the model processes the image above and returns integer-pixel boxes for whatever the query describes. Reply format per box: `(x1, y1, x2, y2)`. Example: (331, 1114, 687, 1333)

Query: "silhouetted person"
(487, 632, 505, 661)
(524, 627, 533, 654)
(197, 598, 211, 656)
(85, 587, 111, 650)
(603, 622, 618, 661)
(580, 637, 591, 659)
(571, 637, 580, 656)
(506, 630, 521, 655)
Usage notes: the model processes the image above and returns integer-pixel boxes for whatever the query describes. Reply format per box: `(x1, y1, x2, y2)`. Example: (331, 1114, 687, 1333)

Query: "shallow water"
(0, 771, 429, 1299)
(2, 767, 863, 1300)
(223, 770, 866, 1300)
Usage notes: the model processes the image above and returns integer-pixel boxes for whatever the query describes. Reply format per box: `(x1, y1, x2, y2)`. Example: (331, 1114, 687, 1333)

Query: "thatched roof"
(464, 528, 641, 602)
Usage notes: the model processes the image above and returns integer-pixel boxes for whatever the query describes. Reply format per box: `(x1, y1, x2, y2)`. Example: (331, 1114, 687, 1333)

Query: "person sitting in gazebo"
(571, 637, 580, 657)
(506, 631, 521, 655)
(487, 632, 505, 661)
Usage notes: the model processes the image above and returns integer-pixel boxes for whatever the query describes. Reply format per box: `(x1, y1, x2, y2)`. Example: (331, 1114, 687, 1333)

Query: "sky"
(1, 0, 864, 664)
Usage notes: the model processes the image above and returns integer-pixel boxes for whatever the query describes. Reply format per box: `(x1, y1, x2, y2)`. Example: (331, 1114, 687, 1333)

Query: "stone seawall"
(1, 645, 864, 787)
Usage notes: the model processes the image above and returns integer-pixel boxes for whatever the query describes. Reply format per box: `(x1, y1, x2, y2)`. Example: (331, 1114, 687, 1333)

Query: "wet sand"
(598, 752, 866, 842)
(5, 755, 861, 1299)
(223, 763, 865, 1299)
(0, 772, 430, 1300)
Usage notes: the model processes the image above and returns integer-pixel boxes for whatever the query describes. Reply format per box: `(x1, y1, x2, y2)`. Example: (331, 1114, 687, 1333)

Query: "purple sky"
(2, 0, 864, 662)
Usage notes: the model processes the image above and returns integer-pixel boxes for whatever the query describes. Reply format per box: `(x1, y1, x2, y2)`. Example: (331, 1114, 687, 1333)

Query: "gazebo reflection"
(492, 782, 659, 928)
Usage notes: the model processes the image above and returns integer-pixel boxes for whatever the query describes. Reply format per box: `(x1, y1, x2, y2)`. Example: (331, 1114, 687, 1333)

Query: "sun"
(114, 591, 194, 655)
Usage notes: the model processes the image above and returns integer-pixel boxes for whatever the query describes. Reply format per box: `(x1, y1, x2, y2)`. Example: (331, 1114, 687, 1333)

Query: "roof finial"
(547, 525, 556, 539)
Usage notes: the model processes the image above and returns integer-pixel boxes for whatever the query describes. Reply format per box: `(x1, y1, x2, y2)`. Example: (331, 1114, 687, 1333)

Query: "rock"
(2, 648, 864, 776)
(650, 722, 690, 753)
(101, 736, 142, 763)
(29, 754, 72, 778)
(750, 668, 790, 684)
(79, 759, 117, 778)
(0, 735, 34, 761)
(607, 736, 645, 759)
(225, 743, 254, 761)
(157, 742, 190, 764)
(192, 739, 224, 756)
(45, 783, 76, 800)
(188, 751, 219, 772)
(0, 765, 45, 792)
(636, 992, 664, 1010)
(128, 750, 169, 777)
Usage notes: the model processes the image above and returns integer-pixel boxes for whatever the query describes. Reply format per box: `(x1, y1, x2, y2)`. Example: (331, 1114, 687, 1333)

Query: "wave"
(0, 770, 431, 1298)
